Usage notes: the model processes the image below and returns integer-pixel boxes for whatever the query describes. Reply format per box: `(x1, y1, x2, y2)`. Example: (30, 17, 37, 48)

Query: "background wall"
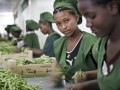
(14, 0, 91, 49)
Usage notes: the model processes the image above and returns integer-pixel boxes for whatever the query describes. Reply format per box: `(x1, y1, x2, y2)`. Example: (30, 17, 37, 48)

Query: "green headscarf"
(5, 26, 9, 31)
(53, 0, 82, 24)
(26, 20, 39, 30)
(10, 26, 22, 32)
(39, 12, 54, 23)
(5, 24, 16, 33)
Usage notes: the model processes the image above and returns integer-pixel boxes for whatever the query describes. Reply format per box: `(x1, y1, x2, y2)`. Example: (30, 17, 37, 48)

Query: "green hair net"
(5, 24, 16, 33)
(5, 26, 9, 31)
(39, 12, 54, 23)
(26, 20, 39, 30)
(53, 0, 82, 24)
(10, 26, 22, 32)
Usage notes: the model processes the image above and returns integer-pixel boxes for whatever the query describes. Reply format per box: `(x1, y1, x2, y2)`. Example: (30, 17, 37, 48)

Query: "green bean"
(0, 68, 42, 90)
(6, 55, 52, 65)
(72, 69, 82, 79)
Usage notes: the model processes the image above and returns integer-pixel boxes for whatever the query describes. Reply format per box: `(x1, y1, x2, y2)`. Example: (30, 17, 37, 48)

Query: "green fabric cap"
(5, 26, 9, 31)
(40, 12, 54, 23)
(53, 0, 82, 24)
(5, 24, 16, 33)
(26, 20, 39, 30)
(10, 26, 22, 32)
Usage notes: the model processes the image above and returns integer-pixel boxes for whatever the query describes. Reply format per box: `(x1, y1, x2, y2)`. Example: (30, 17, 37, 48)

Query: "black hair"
(91, 0, 120, 13)
(39, 21, 52, 27)
(92, 0, 112, 5)
(27, 27, 34, 31)
(53, 6, 76, 16)
(13, 31, 21, 34)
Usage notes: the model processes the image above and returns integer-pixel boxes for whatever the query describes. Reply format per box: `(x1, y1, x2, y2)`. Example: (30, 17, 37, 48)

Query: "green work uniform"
(92, 37, 120, 90)
(23, 33, 40, 49)
(54, 31, 98, 82)
(43, 31, 61, 57)
(18, 35, 24, 40)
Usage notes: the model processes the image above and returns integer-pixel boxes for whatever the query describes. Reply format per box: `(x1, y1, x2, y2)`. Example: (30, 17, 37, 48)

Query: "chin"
(96, 34, 106, 38)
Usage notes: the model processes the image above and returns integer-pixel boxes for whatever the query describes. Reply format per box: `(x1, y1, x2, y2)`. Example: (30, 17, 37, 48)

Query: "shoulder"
(54, 36, 67, 47)
(52, 32, 61, 37)
(93, 36, 108, 50)
(51, 32, 61, 38)
(92, 36, 108, 60)
(82, 31, 98, 41)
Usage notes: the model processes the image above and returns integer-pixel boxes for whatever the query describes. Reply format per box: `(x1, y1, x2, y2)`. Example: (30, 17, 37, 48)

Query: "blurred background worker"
(10, 26, 24, 45)
(31, 12, 61, 57)
(18, 20, 40, 49)
(4, 24, 16, 41)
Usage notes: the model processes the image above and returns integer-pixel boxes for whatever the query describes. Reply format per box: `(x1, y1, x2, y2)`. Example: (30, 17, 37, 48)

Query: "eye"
(90, 15, 96, 19)
(65, 19, 69, 23)
(56, 23, 61, 26)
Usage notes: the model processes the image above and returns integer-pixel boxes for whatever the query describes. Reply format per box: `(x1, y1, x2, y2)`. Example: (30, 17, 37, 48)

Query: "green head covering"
(53, 0, 82, 24)
(5, 26, 9, 31)
(5, 24, 16, 33)
(39, 12, 54, 23)
(10, 26, 22, 32)
(26, 20, 39, 30)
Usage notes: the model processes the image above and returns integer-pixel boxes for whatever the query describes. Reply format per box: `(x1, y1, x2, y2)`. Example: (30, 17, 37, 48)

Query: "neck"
(17, 34, 20, 38)
(68, 27, 83, 41)
(109, 16, 120, 43)
(48, 27, 54, 35)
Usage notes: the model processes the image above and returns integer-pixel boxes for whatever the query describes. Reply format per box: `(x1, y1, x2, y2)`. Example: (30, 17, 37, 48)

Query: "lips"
(63, 30, 70, 34)
(91, 29, 98, 34)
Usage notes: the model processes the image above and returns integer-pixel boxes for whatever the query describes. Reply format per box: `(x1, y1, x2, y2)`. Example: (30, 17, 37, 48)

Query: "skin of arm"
(65, 79, 99, 90)
(85, 70, 97, 80)
(31, 48, 44, 57)
(74, 70, 98, 83)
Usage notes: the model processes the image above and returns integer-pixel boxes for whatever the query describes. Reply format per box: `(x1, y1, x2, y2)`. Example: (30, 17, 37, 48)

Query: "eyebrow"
(63, 17, 68, 21)
(83, 11, 94, 16)
(55, 17, 68, 23)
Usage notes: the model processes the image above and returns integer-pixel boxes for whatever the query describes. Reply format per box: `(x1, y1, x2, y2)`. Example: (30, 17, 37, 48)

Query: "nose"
(86, 19, 92, 28)
(62, 23, 67, 30)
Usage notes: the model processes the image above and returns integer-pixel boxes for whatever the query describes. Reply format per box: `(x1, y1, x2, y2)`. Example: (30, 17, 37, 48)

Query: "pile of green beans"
(9, 55, 52, 65)
(0, 44, 28, 55)
(34, 55, 52, 64)
(0, 68, 42, 90)
(72, 69, 82, 79)
(0, 44, 15, 55)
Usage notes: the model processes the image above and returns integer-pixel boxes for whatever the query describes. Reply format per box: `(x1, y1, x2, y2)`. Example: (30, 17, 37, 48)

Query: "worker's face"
(11, 32, 20, 38)
(39, 23, 48, 35)
(78, 0, 118, 38)
(54, 10, 79, 37)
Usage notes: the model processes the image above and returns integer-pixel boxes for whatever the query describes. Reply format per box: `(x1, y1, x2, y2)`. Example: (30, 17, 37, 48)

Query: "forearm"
(85, 70, 97, 80)
(82, 80, 99, 90)
(31, 49, 44, 56)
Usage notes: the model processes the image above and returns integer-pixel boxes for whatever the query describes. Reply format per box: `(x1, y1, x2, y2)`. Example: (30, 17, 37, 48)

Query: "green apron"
(23, 33, 40, 49)
(93, 37, 120, 90)
(19, 35, 24, 40)
(43, 32, 60, 49)
(54, 31, 98, 83)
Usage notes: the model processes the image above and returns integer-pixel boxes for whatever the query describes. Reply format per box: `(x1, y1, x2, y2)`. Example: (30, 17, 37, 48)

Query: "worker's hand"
(51, 71, 63, 82)
(12, 47, 21, 53)
(74, 71, 87, 84)
(64, 83, 84, 90)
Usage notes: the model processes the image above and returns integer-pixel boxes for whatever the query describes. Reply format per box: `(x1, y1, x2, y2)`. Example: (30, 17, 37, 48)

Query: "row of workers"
(4, 0, 120, 89)
(5, 12, 61, 57)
